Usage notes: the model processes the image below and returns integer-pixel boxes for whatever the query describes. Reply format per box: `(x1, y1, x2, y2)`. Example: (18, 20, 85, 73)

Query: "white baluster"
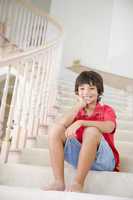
(33, 55, 45, 137)
(30, 15, 38, 48)
(32, 56, 43, 137)
(10, 61, 28, 150)
(41, 17, 48, 46)
(23, 11, 32, 49)
(5, 0, 13, 39)
(43, 48, 54, 125)
(20, 58, 36, 148)
(28, 56, 42, 137)
(34, 16, 41, 47)
(26, 13, 34, 49)
(39, 50, 48, 125)
(0, 66, 20, 162)
(18, 7, 26, 48)
(0, 66, 11, 137)
(37, 16, 44, 46)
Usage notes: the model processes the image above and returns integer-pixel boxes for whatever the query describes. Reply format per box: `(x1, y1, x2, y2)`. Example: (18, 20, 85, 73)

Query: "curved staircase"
(0, 1, 133, 200)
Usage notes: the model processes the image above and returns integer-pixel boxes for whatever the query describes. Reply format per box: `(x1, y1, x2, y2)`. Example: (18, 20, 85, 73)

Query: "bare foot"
(42, 181, 65, 191)
(66, 182, 83, 192)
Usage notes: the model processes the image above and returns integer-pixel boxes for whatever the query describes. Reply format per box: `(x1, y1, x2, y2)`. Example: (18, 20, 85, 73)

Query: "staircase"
(0, 71, 133, 199)
(0, 1, 133, 200)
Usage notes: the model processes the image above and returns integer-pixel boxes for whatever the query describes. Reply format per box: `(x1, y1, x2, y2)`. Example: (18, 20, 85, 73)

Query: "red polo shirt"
(74, 103, 120, 171)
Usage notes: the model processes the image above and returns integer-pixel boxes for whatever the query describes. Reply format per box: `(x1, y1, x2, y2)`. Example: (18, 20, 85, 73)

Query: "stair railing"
(0, 0, 63, 162)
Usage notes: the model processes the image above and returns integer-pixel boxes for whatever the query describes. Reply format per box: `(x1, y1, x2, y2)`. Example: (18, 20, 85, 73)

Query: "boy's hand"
(76, 96, 87, 109)
(65, 120, 82, 138)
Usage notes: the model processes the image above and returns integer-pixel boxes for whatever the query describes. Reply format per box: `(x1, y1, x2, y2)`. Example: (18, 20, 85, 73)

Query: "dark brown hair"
(75, 71, 104, 102)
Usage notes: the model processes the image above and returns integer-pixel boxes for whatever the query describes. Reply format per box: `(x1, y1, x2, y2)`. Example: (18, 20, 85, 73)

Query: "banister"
(0, 38, 61, 67)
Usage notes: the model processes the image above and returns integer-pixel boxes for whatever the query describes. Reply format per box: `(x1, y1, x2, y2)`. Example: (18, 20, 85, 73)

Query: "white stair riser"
(14, 146, 133, 173)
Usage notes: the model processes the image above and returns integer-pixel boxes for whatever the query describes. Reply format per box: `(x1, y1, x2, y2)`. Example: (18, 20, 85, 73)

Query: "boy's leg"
(43, 123, 66, 191)
(68, 127, 101, 192)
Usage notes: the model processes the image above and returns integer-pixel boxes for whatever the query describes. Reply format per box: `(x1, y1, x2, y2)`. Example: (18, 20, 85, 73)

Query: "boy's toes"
(42, 181, 65, 191)
(66, 182, 83, 192)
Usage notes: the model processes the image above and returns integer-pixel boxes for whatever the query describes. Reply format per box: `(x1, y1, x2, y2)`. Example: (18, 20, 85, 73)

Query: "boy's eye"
(79, 87, 85, 90)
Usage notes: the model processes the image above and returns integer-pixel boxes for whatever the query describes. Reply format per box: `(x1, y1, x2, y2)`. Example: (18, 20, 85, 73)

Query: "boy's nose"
(83, 90, 90, 96)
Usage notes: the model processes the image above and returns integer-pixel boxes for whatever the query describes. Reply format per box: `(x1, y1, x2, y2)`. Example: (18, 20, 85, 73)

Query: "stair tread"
(0, 185, 132, 200)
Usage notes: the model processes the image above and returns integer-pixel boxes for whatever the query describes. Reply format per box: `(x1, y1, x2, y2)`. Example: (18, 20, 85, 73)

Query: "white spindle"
(18, 7, 26, 48)
(26, 13, 34, 48)
(33, 55, 45, 137)
(41, 17, 48, 46)
(5, 1, 13, 39)
(15, 3, 24, 47)
(39, 51, 48, 124)
(34, 16, 41, 47)
(10, 62, 29, 150)
(23, 11, 32, 49)
(31, 56, 43, 137)
(5, 66, 20, 142)
(0, 66, 11, 137)
(37, 16, 43, 46)
(20, 58, 36, 148)
(42, 48, 53, 124)
(31, 15, 38, 47)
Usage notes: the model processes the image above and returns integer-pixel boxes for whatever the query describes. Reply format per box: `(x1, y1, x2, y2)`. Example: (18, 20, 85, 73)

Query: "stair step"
(9, 146, 133, 173)
(115, 141, 133, 155)
(117, 121, 133, 130)
(35, 132, 133, 149)
(0, 163, 133, 198)
(120, 155, 133, 172)
(115, 130, 133, 142)
(34, 134, 133, 158)
(55, 104, 130, 116)
(48, 109, 133, 121)
(56, 96, 127, 107)
(0, 186, 132, 200)
(17, 148, 69, 168)
(0, 163, 53, 188)
(58, 86, 127, 100)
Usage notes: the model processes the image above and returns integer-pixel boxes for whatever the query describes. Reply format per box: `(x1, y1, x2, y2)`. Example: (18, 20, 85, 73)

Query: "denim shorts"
(64, 137, 115, 171)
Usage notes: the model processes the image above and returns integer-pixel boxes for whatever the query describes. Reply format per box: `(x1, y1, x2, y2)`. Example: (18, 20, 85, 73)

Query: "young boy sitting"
(44, 70, 119, 192)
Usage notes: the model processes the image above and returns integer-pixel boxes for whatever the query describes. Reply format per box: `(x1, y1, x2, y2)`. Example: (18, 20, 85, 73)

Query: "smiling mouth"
(83, 96, 92, 101)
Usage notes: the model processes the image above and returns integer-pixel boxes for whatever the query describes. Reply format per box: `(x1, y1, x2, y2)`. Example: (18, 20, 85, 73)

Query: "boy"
(44, 70, 119, 192)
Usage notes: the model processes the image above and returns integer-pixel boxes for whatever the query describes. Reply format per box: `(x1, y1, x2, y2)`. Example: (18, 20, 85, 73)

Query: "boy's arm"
(80, 120, 115, 133)
(56, 96, 87, 128)
(57, 104, 82, 128)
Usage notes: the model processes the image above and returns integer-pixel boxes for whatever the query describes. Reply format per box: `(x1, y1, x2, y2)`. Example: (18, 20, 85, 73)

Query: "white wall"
(107, 0, 133, 78)
(50, 0, 133, 79)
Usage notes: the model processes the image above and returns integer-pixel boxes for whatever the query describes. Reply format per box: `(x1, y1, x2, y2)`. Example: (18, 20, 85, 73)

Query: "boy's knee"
(48, 123, 66, 141)
(83, 127, 101, 141)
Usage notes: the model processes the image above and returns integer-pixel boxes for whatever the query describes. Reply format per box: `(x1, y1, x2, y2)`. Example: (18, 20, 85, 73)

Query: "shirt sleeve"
(103, 105, 117, 133)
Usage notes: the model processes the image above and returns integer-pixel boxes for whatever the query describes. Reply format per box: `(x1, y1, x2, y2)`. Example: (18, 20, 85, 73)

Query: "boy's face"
(78, 83, 98, 104)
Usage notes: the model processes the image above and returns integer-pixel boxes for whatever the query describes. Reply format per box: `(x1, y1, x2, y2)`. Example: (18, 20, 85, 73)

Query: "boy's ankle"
(74, 178, 84, 187)
(43, 180, 65, 191)
(66, 181, 83, 192)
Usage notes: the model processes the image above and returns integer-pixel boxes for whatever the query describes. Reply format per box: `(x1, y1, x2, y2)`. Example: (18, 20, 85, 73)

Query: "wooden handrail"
(0, 38, 60, 67)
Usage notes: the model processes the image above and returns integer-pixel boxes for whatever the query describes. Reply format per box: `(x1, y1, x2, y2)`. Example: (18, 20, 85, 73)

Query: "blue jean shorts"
(64, 137, 115, 171)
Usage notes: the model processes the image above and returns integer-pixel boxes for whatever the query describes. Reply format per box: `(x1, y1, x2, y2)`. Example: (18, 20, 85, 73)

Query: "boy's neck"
(85, 102, 97, 112)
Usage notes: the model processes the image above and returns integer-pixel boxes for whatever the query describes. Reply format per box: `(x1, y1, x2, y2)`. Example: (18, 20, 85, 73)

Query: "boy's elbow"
(108, 121, 115, 133)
